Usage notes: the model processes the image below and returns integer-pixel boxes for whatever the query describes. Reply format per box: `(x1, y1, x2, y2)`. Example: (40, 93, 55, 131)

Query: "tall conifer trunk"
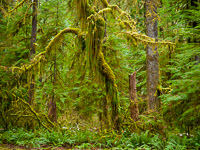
(29, 0, 38, 105)
(145, 0, 160, 111)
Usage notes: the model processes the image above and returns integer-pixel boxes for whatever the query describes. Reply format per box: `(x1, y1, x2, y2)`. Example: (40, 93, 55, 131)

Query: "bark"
(103, 97, 109, 128)
(48, 1, 59, 123)
(129, 72, 139, 121)
(48, 94, 57, 123)
(191, 0, 199, 64)
(30, 0, 37, 56)
(48, 49, 57, 122)
(145, 0, 160, 111)
(102, 14, 109, 128)
(48, 52, 57, 123)
(28, 0, 37, 105)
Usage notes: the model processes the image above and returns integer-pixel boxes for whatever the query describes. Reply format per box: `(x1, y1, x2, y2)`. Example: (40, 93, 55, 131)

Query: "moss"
(98, 8, 112, 15)
(10, 93, 52, 132)
(99, 51, 115, 84)
(100, 0, 109, 7)
(45, 28, 80, 53)
(96, 15, 105, 27)
(8, 0, 27, 13)
(23, 2, 35, 24)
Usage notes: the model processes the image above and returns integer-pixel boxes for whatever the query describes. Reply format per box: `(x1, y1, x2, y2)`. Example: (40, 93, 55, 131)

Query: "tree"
(145, 0, 160, 111)
(129, 72, 139, 121)
(28, 0, 38, 105)
(0, 0, 175, 131)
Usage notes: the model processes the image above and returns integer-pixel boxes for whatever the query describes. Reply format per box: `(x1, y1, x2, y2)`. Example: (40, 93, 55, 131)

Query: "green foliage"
(1, 128, 199, 149)
(0, 0, 200, 149)
(158, 0, 200, 132)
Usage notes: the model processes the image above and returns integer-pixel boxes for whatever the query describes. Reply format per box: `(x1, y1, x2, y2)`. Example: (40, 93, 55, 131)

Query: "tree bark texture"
(30, 0, 37, 56)
(102, 97, 109, 128)
(48, 95, 57, 123)
(48, 1, 59, 123)
(145, 0, 160, 111)
(129, 72, 139, 121)
(28, 0, 37, 105)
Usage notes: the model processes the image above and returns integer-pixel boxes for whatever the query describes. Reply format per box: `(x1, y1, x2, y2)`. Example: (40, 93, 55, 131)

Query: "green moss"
(8, 0, 27, 13)
(99, 51, 115, 84)
(96, 15, 105, 27)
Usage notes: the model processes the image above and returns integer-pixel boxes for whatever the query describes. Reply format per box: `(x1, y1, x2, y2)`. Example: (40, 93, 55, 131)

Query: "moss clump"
(99, 51, 115, 84)
(96, 15, 105, 27)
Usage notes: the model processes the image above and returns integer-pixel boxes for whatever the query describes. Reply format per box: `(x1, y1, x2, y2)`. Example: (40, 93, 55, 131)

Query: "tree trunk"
(129, 72, 139, 121)
(48, 1, 59, 123)
(30, 0, 37, 57)
(28, 0, 37, 105)
(103, 97, 109, 128)
(145, 0, 160, 111)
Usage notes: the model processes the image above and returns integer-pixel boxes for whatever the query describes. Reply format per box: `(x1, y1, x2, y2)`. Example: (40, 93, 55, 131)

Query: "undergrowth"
(0, 128, 199, 149)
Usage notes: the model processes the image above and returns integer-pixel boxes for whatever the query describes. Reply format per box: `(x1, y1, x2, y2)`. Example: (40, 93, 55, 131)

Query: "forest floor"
(0, 128, 199, 149)
(0, 144, 73, 150)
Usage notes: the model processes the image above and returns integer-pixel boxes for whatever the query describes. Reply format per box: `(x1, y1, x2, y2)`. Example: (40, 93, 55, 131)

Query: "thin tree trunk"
(129, 72, 139, 121)
(102, 13, 109, 129)
(191, 0, 199, 64)
(48, 1, 59, 122)
(30, 0, 37, 57)
(28, 0, 37, 105)
(103, 97, 109, 128)
(145, 0, 160, 111)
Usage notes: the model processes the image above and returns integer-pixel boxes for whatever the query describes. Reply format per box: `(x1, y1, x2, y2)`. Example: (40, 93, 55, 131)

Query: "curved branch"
(8, 0, 27, 13)
(0, 28, 82, 75)
(24, 2, 35, 24)
(45, 28, 81, 53)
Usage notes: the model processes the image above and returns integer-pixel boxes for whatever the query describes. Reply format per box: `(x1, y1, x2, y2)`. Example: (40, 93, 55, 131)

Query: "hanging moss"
(46, 28, 80, 54)
(100, 0, 109, 7)
(75, 0, 95, 30)
(76, 0, 120, 130)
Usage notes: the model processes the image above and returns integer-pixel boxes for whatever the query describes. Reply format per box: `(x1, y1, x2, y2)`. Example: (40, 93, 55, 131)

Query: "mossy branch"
(0, 6, 8, 16)
(43, 114, 56, 128)
(45, 28, 81, 53)
(10, 93, 52, 132)
(99, 51, 116, 86)
(97, 0, 174, 46)
(0, 28, 81, 75)
(24, 2, 35, 24)
(122, 31, 175, 46)
(8, 0, 27, 13)
(100, 0, 109, 7)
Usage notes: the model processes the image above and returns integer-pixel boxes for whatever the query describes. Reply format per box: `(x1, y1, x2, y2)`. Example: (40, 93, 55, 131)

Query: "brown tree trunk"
(102, 97, 109, 128)
(30, 0, 37, 57)
(48, 94, 57, 123)
(28, 0, 38, 105)
(129, 72, 139, 121)
(48, 1, 59, 123)
(145, 0, 160, 111)
(48, 48, 57, 123)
